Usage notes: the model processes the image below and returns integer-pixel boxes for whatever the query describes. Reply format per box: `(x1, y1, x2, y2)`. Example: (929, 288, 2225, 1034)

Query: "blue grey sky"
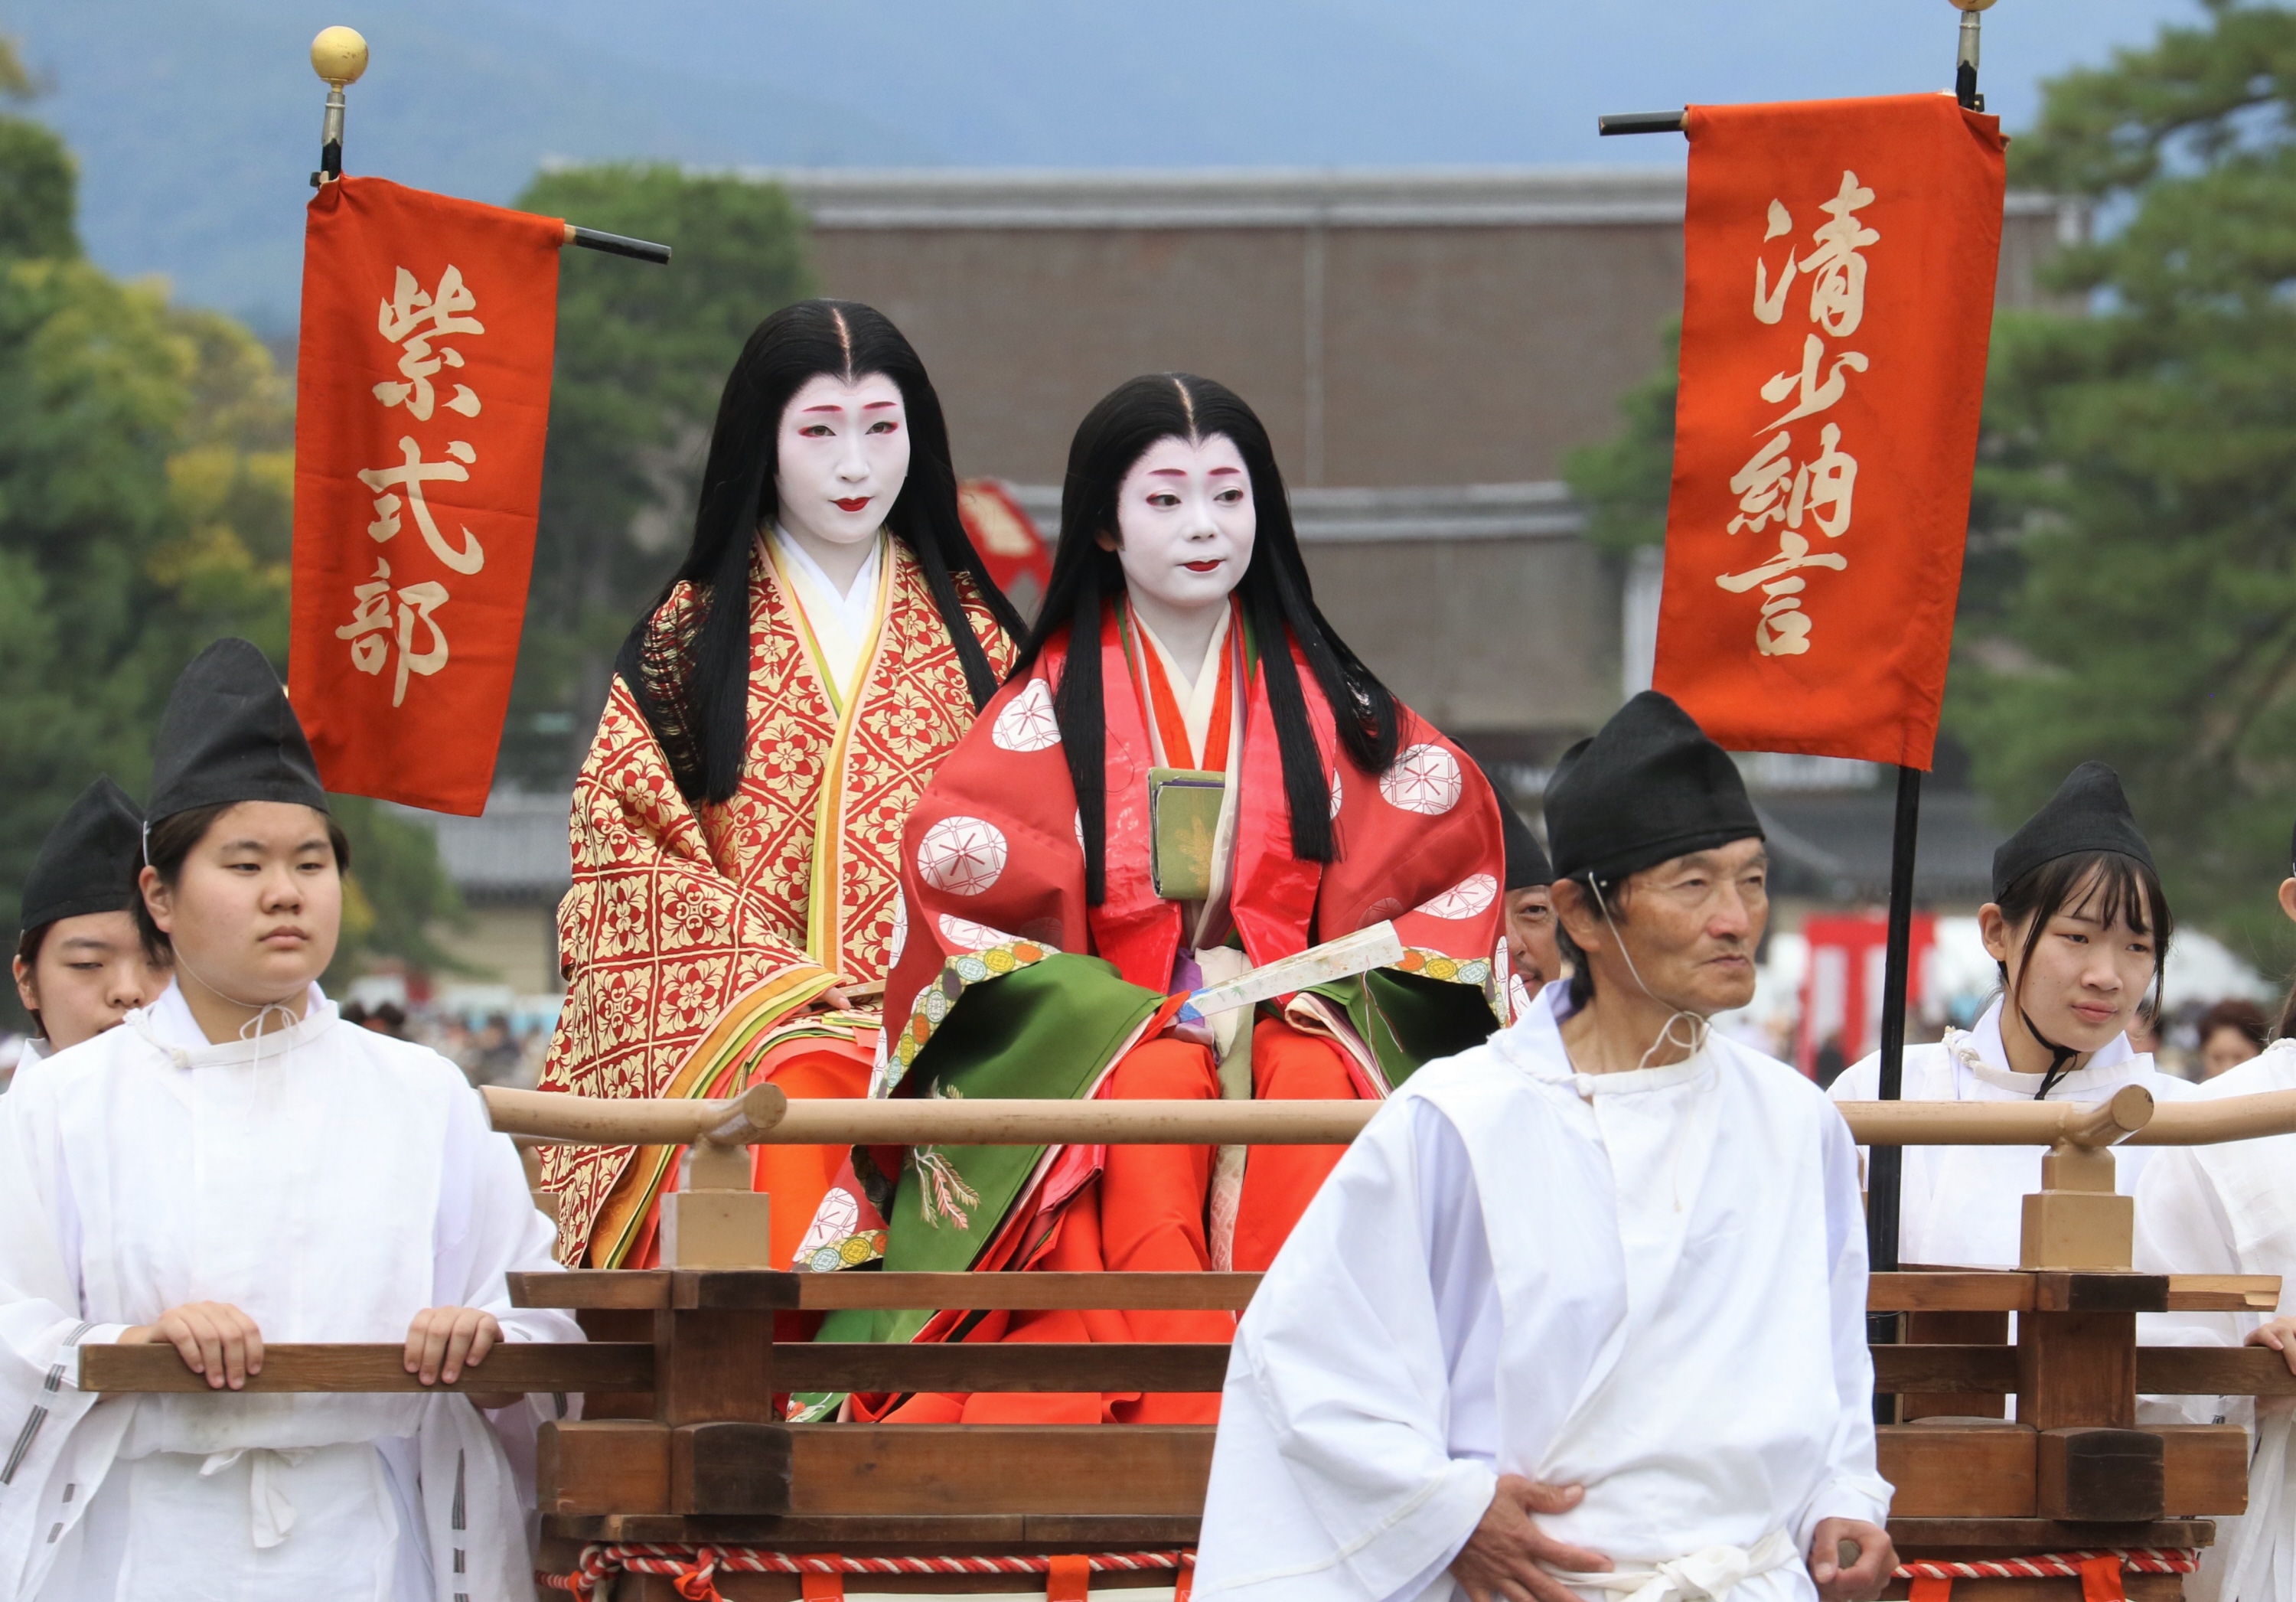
(2, 0, 2206, 325)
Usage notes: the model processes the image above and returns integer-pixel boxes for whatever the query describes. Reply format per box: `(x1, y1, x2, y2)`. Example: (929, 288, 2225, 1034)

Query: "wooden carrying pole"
(484, 1082, 2296, 1150)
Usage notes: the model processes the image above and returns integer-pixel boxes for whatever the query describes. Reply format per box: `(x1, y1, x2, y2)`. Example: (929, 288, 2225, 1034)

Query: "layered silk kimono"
(796, 604, 1504, 1424)
(540, 533, 1015, 1268)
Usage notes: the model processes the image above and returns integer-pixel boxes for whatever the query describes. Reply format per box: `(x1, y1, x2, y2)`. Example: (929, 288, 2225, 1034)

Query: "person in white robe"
(2131, 843, 2296, 1602)
(1828, 762, 2187, 1270)
(1197, 692, 1893, 1602)
(0, 640, 579, 1602)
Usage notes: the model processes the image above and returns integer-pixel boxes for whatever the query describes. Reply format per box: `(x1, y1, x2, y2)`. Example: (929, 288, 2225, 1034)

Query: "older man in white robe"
(1195, 692, 1893, 1602)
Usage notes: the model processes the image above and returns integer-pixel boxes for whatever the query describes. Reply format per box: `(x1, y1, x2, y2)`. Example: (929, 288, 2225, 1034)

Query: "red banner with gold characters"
(1652, 93, 2006, 769)
(289, 175, 563, 814)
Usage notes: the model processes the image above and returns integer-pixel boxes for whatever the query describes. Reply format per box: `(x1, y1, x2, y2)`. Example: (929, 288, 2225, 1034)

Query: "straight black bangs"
(1996, 849, 2173, 1013)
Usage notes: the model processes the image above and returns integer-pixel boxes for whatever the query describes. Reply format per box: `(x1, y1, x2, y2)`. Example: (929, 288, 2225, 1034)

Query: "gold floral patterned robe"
(539, 535, 1014, 1264)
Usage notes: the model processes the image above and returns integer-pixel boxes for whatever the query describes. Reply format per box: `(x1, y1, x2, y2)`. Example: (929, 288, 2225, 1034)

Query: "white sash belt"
(200, 1445, 315, 1548)
(1548, 1529, 1796, 1602)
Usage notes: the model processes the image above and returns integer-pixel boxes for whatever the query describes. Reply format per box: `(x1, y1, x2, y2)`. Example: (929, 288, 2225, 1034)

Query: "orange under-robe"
(882, 1020, 1362, 1424)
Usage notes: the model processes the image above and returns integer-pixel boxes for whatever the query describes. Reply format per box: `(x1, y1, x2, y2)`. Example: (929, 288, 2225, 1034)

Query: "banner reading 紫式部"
(1652, 93, 2006, 769)
(289, 175, 564, 814)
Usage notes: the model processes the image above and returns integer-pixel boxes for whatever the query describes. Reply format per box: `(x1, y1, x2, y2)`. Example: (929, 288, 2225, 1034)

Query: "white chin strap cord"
(1590, 878, 1712, 1075)
(171, 948, 305, 1055)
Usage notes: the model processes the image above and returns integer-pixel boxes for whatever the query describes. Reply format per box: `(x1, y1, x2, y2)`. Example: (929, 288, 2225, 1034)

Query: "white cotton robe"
(0, 983, 581, 1602)
(1828, 999, 2190, 1269)
(1195, 984, 1889, 1602)
(2131, 1041, 2296, 1602)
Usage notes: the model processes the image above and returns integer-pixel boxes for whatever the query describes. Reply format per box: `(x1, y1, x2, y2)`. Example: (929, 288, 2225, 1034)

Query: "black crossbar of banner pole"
(567, 226, 673, 266)
(1597, 110, 1688, 135)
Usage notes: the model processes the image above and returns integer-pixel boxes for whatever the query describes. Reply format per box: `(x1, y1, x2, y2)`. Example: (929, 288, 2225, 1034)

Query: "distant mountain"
(1, 0, 2204, 328)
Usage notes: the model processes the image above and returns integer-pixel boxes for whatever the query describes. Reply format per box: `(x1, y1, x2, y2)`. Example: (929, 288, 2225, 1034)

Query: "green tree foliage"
(501, 164, 813, 784)
(0, 44, 456, 1020)
(1959, 0, 2296, 970)
(1562, 321, 1678, 554)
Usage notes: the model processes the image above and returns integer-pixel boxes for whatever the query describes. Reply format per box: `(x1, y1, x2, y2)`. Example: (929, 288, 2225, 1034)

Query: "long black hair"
(619, 299, 1025, 804)
(1010, 373, 1399, 903)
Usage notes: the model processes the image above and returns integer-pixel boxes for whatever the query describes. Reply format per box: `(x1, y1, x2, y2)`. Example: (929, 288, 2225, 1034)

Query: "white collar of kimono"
(1951, 996, 2135, 1097)
(135, 976, 337, 1063)
(1132, 602, 1234, 770)
(1501, 979, 1715, 1098)
(770, 523, 883, 650)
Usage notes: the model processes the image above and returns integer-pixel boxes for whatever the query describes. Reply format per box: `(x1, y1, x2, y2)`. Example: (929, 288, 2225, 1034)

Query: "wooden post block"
(670, 1421, 792, 1514)
(2020, 1190, 2135, 1272)
(660, 1189, 775, 1270)
(2037, 1427, 2164, 1522)
(1876, 1423, 2035, 1516)
(538, 1420, 670, 1515)
(2040, 1143, 2118, 1194)
(2017, 1311, 2137, 1430)
(2157, 1423, 2252, 1515)
(654, 1308, 778, 1426)
(683, 1139, 752, 1192)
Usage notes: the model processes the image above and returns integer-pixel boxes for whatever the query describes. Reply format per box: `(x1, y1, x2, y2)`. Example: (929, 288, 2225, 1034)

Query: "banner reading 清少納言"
(289, 175, 563, 814)
(1652, 93, 2005, 769)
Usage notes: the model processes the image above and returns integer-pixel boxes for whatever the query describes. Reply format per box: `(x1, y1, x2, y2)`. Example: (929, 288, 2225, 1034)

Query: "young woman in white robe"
(0, 639, 578, 1602)
(1828, 762, 2189, 1270)
(2131, 863, 2296, 1602)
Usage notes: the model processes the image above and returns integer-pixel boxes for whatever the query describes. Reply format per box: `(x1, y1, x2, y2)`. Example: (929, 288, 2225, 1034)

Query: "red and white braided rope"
(543, 1545, 1195, 1597)
(1893, 1547, 2198, 1581)
(541, 1543, 2200, 1596)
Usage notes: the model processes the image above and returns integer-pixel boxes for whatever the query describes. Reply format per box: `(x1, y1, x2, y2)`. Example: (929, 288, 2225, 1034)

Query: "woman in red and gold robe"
(799, 374, 1503, 1424)
(539, 300, 1021, 1268)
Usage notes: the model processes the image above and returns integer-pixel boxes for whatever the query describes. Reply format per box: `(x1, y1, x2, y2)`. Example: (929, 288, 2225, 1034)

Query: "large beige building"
(408, 168, 2076, 995)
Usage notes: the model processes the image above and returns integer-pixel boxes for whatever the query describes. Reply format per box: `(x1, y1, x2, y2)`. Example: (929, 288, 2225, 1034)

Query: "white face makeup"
(1103, 432, 1256, 641)
(772, 371, 911, 570)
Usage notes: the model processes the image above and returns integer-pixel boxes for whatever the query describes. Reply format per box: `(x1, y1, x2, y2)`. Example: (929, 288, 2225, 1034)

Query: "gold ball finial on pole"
(309, 27, 367, 187)
(1949, 0, 1999, 11)
(310, 26, 369, 88)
